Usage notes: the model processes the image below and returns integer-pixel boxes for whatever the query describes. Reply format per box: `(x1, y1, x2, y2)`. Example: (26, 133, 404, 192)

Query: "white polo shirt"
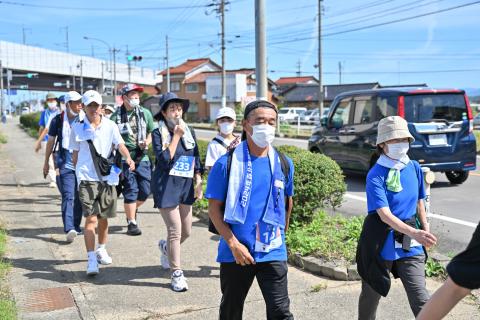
(70, 116, 124, 186)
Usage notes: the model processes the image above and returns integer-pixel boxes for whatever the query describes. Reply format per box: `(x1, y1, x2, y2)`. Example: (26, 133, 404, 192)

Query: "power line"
(269, 68, 480, 75)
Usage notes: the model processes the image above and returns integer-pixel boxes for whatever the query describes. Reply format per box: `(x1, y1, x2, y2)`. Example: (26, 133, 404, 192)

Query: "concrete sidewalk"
(0, 119, 478, 320)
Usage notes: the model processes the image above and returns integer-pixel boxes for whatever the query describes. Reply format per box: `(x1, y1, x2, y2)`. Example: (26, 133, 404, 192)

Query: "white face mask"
(219, 122, 234, 135)
(128, 98, 140, 108)
(387, 142, 409, 160)
(68, 108, 78, 117)
(105, 113, 112, 119)
(47, 102, 57, 110)
(249, 124, 275, 148)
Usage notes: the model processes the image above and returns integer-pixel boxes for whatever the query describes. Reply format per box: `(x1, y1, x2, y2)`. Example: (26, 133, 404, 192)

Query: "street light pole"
(318, 0, 324, 118)
(220, 0, 227, 108)
(255, 0, 267, 100)
(83, 36, 114, 95)
(112, 46, 119, 97)
(0, 60, 4, 115)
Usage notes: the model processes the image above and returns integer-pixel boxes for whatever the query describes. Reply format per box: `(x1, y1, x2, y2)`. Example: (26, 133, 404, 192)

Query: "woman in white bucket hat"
(356, 116, 437, 319)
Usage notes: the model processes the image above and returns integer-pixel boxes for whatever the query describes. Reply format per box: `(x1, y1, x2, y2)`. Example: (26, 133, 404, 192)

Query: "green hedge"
(276, 145, 346, 224)
(19, 112, 41, 131)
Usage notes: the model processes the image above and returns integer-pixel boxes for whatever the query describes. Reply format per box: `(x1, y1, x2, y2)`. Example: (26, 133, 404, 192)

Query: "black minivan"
(308, 87, 477, 184)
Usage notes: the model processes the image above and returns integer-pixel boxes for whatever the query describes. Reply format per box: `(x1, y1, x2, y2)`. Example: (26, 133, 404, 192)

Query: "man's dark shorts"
(122, 160, 151, 203)
(447, 223, 480, 290)
(78, 181, 117, 219)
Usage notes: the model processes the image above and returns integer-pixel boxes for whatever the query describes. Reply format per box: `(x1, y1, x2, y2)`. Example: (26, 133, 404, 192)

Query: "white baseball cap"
(64, 91, 82, 103)
(82, 90, 102, 106)
(104, 105, 116, 113)
(215, 107, 236, 120)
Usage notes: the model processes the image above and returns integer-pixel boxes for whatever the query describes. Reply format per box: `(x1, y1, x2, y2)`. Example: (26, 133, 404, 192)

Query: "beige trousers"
(159, 204, 192, 270)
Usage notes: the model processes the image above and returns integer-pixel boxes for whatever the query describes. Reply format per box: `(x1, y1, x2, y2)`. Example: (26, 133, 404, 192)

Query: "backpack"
(208, 147, 291, 234)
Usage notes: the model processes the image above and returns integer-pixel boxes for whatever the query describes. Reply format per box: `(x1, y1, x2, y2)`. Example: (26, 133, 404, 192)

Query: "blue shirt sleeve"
(414, 161, 426, 200)
(285, 157, 294, 197)
(205, 155, 228, 202)
(38, 110, 46, 127)
(366, 168, 389, 213)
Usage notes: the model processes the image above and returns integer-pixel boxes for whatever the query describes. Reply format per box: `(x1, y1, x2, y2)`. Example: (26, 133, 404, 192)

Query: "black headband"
(243, 100, 277, 119)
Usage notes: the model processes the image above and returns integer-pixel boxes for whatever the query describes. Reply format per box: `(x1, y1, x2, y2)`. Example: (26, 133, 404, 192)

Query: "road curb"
(193, 208, 361, 281)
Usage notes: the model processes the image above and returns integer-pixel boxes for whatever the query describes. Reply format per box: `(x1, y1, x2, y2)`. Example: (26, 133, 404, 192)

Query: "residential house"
(281, 82, 380, 109)
(275, 76, 319, 93)
(158, 58, 221, 121)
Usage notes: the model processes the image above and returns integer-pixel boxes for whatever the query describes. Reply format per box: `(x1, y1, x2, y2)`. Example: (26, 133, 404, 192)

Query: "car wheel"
(445, 171, 469, 185)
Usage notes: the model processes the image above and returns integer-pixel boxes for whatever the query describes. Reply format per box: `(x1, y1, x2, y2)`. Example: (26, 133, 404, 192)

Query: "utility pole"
(166, 35, 170, 92)
(64, 26, 70, 52)
(70, 66, 76, 91)
(91, 45, 95, 57)
(78, 60, 84, 94)
(6, 70, 10, 113)
(100, 62, 105, 94)
(22, 26, 31, 45)
(126, 45, 131, 82)
(338, 61, 342, 84)
(296, 59, 302, 77)
(255, 0, 267, 100)
(112, 46, 119, 96)
(220, 0, 227, 108)
(0, 60, 4, 115)
(318, 0, 324, 118)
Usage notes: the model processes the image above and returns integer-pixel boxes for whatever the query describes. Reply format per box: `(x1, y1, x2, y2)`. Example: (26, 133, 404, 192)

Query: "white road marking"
(344, 193, 477, 228)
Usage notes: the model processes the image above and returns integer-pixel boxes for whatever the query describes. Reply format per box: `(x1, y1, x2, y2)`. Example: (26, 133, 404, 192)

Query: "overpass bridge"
(0, 41, 160, 109)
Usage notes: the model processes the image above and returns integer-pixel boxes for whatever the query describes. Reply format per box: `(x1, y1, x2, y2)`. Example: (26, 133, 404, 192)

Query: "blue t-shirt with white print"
(366, 160, 426, 261)
(206, 152, 294, 263)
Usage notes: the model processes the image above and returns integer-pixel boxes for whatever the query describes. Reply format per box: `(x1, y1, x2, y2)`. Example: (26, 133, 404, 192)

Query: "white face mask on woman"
(128, 98, 140, 108)
(219, 122, 234, 135)
(249, 124, 275, 148)
(387, 142, 409, 160)
(47, 102, 57, 110)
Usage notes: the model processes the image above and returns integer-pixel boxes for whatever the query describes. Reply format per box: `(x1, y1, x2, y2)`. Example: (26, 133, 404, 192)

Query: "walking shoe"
(86, 259, 99, 276)
(66, 229, 77, 243)
(171, 270, 188, 292)
(49, 181, 57, 188)
(126, 221, 142, 236)
(96, 247, 112, 265)
(158, 239, 170, 269)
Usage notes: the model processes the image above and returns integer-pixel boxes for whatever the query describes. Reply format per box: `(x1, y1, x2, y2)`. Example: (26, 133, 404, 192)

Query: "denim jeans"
(58, 167, 82, 233)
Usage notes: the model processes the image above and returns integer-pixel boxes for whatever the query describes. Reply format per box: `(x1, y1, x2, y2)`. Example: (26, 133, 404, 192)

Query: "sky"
(0, 0, 479, 95)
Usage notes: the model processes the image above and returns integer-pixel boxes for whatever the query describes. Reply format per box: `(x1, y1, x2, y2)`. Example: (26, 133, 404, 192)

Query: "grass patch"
(425, 258, 447, 279)
(0, 223, 17, 320)
(0, 132, 7, 144)
(286, 211, 364, 264)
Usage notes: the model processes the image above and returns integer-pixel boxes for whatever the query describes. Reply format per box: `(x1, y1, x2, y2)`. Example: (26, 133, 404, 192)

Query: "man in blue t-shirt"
(43, 91, 84, 243)
(206, 100, 295, 320)
(35, 92, 60, 187)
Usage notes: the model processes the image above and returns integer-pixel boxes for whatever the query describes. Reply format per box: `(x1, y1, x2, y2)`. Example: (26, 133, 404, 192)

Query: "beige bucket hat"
(376, 116, 414, 145)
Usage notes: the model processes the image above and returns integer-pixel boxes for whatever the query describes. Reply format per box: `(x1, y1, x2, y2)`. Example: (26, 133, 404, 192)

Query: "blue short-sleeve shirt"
(205, 152, 294, 263)
(366, 160, 426, 261)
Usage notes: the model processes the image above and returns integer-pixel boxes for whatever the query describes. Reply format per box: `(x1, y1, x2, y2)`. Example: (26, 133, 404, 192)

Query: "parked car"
(474, 113, 480, 129)
(308, 87, 477, 184)
(278, 107, 307, 124)
(300, 108, 331, 125)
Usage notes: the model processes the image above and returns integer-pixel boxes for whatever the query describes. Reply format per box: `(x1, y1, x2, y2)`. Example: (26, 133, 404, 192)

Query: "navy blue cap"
(154, 92, 190, 121)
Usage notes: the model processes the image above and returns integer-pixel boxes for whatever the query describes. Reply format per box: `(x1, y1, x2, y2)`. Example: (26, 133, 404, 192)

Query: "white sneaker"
(86, 259, 99, 276)
(49, 181, 57, 188)
(66, 230, 77, 243)
(171, 270, 188, 292)
(158, 239, 170, 269)
(96, 247, 112, 265)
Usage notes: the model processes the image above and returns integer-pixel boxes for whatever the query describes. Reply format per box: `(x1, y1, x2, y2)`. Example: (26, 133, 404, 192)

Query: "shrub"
(276, 145, 346, 224)
(19, 112, 41, 131)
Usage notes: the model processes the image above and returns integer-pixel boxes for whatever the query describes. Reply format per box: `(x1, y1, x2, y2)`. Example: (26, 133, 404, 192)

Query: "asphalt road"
(195, 128, 480, 257)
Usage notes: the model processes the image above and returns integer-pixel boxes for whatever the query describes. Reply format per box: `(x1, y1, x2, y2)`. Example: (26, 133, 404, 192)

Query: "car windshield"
(404, 93, 467, 123)
(297, 110, 306, 115)
(278, 109, 289, 114)
(304, 110, 314, 116)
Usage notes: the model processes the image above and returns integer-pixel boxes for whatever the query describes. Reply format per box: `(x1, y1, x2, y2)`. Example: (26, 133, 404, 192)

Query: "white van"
(278, 107, 307, 123)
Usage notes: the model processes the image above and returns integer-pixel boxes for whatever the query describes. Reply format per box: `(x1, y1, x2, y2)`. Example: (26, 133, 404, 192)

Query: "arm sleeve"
(205, 156, 228, 202)
(47, 115, 60, 137)
(205, 141, 217, 167)
(152, 128, 173, 170)
(415, 162, 426, 200)
(112, 124, 125, 148)
(285, 157, 295, 197)
(69, 127, 80, 151)
(144, 109, 155, 134)
(366, 173, 389, 212)
(191, 129, 204, 174)
(38, 111, 46, 127)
